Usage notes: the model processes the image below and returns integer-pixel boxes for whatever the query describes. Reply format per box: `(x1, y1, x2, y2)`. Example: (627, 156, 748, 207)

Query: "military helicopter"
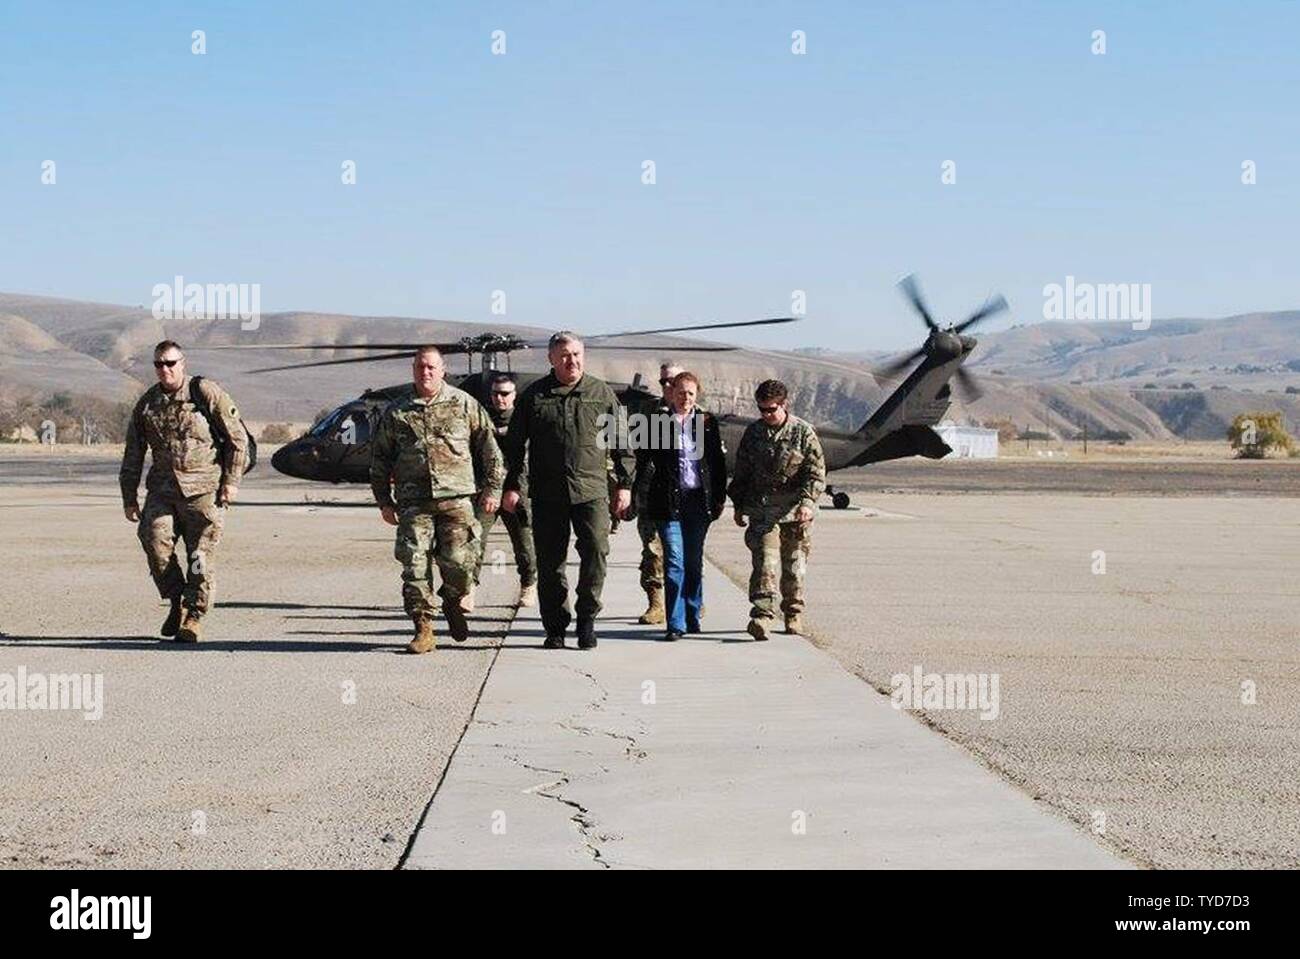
(218, 277, 1006, 509)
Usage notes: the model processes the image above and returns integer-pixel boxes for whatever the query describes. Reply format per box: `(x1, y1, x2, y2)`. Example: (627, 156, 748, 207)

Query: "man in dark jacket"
(500, 332, 634, 649)
(632, 371, 727, 640)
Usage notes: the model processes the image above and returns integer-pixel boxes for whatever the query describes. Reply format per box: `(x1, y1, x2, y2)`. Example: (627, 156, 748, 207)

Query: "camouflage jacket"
(726, 412, 826, 520)
(369, 382, 503, 509)
(120, 376, 247, 507)
(502, 371, 634, 505)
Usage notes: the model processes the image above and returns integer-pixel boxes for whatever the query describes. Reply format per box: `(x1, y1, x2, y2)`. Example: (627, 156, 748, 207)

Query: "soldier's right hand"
(380, 505, 399, 526)
(124, 504, 141, 523)
(501, 490, 521, 514)
(733, 509, 746, 528)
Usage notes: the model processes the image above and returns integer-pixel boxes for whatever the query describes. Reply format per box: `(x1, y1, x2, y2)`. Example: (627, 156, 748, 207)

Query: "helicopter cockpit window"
(333, 411, 370, 446)
(308, 408, 346, 437)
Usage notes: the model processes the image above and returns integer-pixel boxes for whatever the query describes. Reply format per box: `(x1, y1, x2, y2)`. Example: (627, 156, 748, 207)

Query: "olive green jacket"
(502, 371, 633, 505)
(370, 382, 503, 509)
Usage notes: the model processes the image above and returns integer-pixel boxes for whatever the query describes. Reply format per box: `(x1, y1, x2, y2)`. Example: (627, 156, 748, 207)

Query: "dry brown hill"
(2, 292, 1297, 442)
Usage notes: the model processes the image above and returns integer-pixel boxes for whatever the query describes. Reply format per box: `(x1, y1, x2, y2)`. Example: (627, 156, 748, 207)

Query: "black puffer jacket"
(632, 410, 728, 522)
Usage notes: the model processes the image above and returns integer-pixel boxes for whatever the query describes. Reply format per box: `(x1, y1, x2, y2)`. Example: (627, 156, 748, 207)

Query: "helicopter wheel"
(831, 491, 850, 510)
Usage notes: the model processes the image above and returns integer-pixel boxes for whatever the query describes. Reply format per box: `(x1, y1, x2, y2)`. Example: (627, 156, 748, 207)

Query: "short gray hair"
(548, 330, 583, 350)
(413, 345, 444, 362)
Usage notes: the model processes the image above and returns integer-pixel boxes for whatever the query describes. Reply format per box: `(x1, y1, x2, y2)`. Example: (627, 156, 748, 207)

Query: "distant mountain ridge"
(2, 292, 1297, 442)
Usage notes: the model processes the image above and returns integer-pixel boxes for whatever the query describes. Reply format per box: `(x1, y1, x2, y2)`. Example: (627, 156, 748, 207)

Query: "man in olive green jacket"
(500, 332, 634, 649)
(370, 346, 504, 652)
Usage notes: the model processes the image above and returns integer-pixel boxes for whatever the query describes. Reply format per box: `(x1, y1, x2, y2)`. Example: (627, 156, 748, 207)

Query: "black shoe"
(576, 620, 597, 650)
(443, 596, 470, 643)
(662, 630, 684, 642)
(685, 620, 701, 635)
(160, 599, 183, 638)
(542, 634, 566, 649)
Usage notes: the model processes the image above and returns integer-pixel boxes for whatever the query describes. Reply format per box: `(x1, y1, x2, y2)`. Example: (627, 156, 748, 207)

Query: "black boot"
(576, 619, 597, 650)
(160, 598, 183, 638)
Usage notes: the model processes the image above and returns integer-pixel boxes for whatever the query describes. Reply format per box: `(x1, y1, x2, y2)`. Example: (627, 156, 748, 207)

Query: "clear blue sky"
(2, 1, 1296, 351)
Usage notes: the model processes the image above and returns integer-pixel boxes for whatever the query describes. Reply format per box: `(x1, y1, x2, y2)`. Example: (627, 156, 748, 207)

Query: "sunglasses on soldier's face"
(758, 404, 781, 414)
(659, 378, 674, 387)
(492, 389, 514, 397)
(153, 359, 180, 369)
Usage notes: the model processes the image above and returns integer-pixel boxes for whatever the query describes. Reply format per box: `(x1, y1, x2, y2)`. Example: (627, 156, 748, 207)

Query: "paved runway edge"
(405, 528, 1129, 870)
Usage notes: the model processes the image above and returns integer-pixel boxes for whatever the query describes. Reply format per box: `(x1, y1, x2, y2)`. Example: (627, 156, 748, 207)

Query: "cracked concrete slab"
(404, 524, 1127, 869)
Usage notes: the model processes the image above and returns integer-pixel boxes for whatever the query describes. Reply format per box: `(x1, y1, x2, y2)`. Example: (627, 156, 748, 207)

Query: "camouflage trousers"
(472, 501, 537, 587)
(636, 513, 664, 593)
(138, 489, 225, 617)
(395, 497, 479, 621)
(743, 512, 813, 621)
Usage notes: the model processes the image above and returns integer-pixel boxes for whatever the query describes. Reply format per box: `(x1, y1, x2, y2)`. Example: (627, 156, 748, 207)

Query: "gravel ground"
(706, 493, 1300, 868)
(0, 452, 522, 868)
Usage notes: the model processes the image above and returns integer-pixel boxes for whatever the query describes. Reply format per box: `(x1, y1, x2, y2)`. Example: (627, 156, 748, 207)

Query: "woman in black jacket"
(632, 371, 728, 640)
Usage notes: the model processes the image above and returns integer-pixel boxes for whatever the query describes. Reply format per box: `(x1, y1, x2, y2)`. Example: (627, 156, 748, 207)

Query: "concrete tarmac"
(0, 455, 517, 869)
(405, 526, 1124, 869)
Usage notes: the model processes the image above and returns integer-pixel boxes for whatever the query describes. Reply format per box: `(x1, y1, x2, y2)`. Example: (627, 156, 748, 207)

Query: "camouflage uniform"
(370, 383, 504, 622)
(119, 376, 248, 619)
(726, 413, 826, 622)
(472, 403, 536, 588)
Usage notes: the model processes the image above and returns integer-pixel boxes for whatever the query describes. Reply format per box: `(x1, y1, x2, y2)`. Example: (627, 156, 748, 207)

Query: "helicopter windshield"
(308, 408, 348, 437)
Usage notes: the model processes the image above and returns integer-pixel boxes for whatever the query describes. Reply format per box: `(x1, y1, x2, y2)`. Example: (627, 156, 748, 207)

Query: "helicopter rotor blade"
(953, 365, 984, 403)
(897, 275, 939, 332)
(247, 351, 419, 374)
(585, 316, 797, 339)
(206, 341, 471, 354)
(874, 346, 927, 380)
(954, 294, 1008, 334)
(581, 344, 735, 352)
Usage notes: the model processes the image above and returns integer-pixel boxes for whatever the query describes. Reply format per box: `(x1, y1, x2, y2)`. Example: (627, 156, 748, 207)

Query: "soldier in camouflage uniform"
(470, 373, 537, 606)
(634, 362, 681, 625)
(370, 346, 504, 653)
(726, 379, 826, 641)
(120, 340, 248, 643)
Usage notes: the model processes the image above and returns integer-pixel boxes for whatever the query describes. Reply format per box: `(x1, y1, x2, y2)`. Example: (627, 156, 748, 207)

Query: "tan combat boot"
(638, 588, 666, 625)
(519, 583, 537, 607)
(460, 587, 476, 613)
(176, 612, 203, 644)
(160, 598, 183, 638)
(784, 615, 804, 635)
(407, 618, 436, 654)
(746, 618, 771, 642)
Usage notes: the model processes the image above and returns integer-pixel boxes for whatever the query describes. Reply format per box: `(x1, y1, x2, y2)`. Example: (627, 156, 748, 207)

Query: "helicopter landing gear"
(827, 486, 851, 510)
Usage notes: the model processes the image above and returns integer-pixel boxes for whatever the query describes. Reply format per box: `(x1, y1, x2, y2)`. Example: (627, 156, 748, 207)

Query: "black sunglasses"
(758, 404, 781, 414)
(153, 359, 181, 369)
(659, 378, 674, 387)
(492, 390, 514, 397)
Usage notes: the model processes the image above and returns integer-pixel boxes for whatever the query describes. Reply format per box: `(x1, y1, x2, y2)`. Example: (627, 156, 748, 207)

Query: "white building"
(935, 420, 999, 459)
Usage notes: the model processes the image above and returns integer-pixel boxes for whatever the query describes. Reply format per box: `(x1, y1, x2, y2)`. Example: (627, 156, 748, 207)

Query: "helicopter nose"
(958, 333, 978, 352)
(271, 440, 313, 479)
